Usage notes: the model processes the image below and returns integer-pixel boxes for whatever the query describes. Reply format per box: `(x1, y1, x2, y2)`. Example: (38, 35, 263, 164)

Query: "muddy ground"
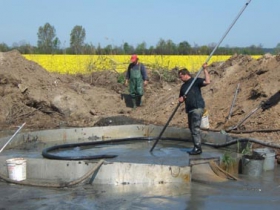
(0, 50, 279, 147)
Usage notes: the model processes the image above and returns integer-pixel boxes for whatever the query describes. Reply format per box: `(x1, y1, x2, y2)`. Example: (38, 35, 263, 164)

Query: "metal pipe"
(226, 101, 263, 132)
(0, 122, 26, 153)
(150, 0, 252, 152)
(226, 83, 240, 121)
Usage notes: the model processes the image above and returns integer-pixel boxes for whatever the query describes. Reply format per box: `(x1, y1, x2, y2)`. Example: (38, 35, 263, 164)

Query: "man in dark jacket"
(178, 63, 210, 155)
(125, 54, 148, 108)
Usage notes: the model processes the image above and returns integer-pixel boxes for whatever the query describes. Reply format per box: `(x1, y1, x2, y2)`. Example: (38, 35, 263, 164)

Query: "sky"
(1, 0, 280, 49)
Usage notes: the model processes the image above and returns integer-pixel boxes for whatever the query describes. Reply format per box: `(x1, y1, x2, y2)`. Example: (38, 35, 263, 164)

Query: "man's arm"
(125, 64, 131, 86)
(140, 64, 148, 85)
(203, 63, 210, 85)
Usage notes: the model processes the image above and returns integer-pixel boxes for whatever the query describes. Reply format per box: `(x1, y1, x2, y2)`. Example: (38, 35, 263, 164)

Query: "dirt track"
(0, 50, 279, 146)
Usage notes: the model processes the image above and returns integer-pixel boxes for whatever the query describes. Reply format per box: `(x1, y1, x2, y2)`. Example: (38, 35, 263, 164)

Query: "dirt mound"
(205, 54, 280, 133)
(0, 50, 279, 144)
(94, 115, 144, 126)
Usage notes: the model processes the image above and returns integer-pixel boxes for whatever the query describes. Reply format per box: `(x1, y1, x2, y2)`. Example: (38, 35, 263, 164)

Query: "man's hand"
(144, 80, 148, 85)
(179, 96, 186, 103)
(202, 62, 210, 85)
(202, 62, 208, 69)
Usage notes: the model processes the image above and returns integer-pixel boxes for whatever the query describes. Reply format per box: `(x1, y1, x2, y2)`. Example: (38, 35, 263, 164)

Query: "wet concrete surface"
(1, 167, 280, 210)
(1, 139, 223, 166)
(47, 140, 223, 166)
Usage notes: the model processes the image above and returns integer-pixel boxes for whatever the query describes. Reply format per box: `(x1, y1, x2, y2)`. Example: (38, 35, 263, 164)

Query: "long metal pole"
(0, 122, 26, 153)
(226, 101, 263, 132)
(150, 0, 252, 152)
(226, 83, 240, 121)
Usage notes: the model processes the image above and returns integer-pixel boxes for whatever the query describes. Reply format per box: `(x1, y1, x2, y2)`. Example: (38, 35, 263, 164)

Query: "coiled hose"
(42, 136, 280, 160)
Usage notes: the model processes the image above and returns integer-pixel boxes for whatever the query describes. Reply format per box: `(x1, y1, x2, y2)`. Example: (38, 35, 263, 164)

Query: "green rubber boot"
(132, 98, 136, 109)
(136, 96, 142, 106)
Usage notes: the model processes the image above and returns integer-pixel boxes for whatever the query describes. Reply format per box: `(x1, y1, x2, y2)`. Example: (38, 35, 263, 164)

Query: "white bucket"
(253, 148, 275, 171)
(200, 109, 209, 129)
(6, 158, 27, 181)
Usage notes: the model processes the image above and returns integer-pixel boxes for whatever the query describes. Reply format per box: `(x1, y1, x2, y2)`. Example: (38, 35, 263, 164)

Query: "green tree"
(199, 45, 209, 54)
(123, 42, 134, 54)
(96, 43, 103, 54)
(104, 44, 113, 54)
(178, 41, 191, 55)
(274, 43, 280, 54)
(37, 22, 60, 54)
(155, 38, 167, 54)
(112, 46, 124, 55)
(148, 46, 155, 54)
(70, 25, 86, 54)
(166, 39, 177, 55)
(14, 41, 34, 54)
(135, 42, 147, 54)
(83, 43, 95, 54)
(0, 43, 9, 52)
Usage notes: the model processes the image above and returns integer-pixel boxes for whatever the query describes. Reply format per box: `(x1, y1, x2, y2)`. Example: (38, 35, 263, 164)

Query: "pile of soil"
(0, 50, 279, 145)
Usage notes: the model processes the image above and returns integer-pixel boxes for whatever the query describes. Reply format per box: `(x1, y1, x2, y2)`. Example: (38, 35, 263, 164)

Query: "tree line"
(1, 22, 280, 55)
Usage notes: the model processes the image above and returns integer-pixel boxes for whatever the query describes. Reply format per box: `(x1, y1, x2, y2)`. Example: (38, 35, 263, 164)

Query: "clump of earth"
(0, 50, 279, 147)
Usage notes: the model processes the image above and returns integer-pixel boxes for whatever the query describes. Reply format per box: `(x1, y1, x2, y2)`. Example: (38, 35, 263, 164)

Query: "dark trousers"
(188, 108, 204, 148)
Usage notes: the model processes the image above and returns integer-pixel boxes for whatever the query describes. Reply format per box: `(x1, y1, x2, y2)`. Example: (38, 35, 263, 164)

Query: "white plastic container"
(254, 148, 275, 171)
(6, 158, 27, 181)
(200, 109, 209, 129)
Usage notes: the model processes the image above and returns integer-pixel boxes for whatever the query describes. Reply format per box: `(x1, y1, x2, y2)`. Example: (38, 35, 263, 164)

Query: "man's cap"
(130, 54, 138, 62)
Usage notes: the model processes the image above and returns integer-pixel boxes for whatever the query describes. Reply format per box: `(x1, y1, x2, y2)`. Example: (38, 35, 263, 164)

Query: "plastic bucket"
(200, 109, 209, 129)
(241, 153, 264, 176)
(6, 158, 26, 181)
(254, 148, 275, 171)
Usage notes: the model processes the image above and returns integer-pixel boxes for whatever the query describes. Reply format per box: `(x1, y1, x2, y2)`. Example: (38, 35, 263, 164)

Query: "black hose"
(42, 135, 280, 161)
(42, 137, 187, 160)
(204, 137, 280, 150)
(201, 128, 280, 134)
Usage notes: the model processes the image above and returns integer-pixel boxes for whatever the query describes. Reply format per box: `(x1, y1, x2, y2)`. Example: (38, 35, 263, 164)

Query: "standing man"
(178, 63, 210, 155)
(125, 54, 148, 108)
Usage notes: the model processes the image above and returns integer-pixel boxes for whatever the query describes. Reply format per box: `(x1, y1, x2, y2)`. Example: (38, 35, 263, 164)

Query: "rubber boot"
(187, 144, 202, 155)
(132, 98, 136, 109)
(136, 96, 142, 106)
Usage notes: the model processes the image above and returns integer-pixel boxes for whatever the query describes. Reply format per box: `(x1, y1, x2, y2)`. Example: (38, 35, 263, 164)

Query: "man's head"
(130, 54, 138, 63)
(178, 68, 191, 81)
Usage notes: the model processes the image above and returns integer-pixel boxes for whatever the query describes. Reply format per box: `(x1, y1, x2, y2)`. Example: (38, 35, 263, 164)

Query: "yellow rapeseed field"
(23, 55, 261, 74)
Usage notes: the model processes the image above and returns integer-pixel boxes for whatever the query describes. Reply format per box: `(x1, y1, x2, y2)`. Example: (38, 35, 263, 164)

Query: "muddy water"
(1, 167, 280, 209)
(1, 149, 280, 209)
(1, 139, 280, 209)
